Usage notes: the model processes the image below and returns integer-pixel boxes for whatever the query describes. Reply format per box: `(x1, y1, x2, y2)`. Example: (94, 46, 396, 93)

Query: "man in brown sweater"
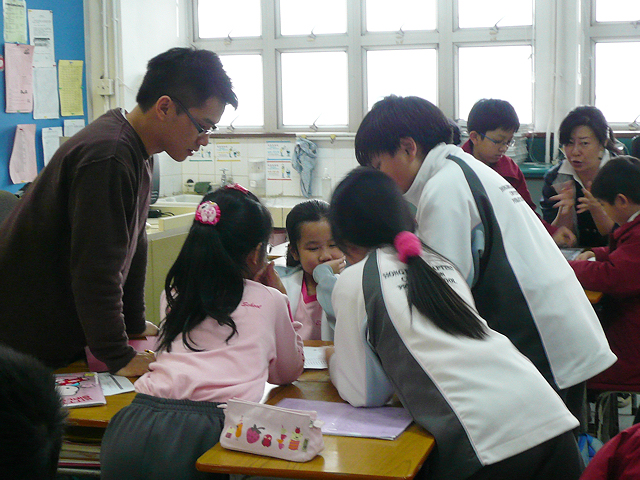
(0, 47, 237, 375)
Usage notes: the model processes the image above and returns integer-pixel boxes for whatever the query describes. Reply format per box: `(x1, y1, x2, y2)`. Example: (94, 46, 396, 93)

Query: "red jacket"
(462, 140, 558, 235)
(570, 215, 640, 391)
(580, 423, 640, 480)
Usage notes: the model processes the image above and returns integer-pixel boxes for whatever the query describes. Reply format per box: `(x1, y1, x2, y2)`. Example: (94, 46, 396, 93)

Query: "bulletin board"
(0, 0, 88, 192)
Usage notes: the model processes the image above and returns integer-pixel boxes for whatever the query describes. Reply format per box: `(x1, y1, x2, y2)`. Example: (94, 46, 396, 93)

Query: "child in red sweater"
(570, 156, 640, 391)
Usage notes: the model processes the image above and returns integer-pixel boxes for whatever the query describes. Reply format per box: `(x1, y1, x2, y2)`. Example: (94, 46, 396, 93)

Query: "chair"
(0, 190, 19, 226)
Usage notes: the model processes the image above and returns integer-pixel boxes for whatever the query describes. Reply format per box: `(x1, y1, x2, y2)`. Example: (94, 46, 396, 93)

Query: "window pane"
(595, 42, 640, 123)
(366, 0, 436, 32)
(281, 51, 348, 127)
(458, 0, 532, 28)
(280, 0, 346, 35)
(458, 45, 532, 124)
(596, 0, 640, 22)
(367, 49, 437, 110)
(218, 55, 264, 128)
(197, 0, 261, 39)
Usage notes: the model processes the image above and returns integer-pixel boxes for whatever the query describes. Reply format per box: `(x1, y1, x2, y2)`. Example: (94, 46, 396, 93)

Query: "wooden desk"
(196, 371, 435, 480)
(585, 289, 603, 304)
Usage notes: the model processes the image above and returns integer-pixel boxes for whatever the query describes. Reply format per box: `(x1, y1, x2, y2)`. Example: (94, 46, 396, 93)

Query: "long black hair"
(158, 186, 272, 352)
(329, 167, 487, 339)
(558, 105, 621, 156)
(285, 199, 330, 267)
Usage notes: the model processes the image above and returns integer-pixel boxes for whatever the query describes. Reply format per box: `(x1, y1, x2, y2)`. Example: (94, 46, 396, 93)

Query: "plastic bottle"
(322, 168, 332, 202)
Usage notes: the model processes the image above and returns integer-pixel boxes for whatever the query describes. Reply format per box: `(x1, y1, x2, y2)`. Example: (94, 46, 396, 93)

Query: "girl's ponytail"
(330, 167, 486, 340)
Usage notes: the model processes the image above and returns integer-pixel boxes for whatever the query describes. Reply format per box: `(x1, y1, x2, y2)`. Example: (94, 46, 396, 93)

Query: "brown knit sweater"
(0, 109, 152, 372)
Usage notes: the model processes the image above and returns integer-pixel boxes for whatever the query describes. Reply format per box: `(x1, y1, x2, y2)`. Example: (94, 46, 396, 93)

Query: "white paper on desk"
(304, 346, 327, 369)
(97, 373, 135, 396)
(42, 126, 62, 165)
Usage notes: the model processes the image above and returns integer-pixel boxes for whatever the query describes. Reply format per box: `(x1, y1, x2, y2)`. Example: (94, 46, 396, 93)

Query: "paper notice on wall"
(33, 66, 59, 119)
(42, 126, 62, 165)
(3, 0, 27, 44)
(9, 124, 36, 184)
(4, 43, 34, 113)
(215, 141, 243, 162)
(28, 9, 55, 68)
(266, 140, 293, 181)
(63, 119, 85, 137)
(58, 60, 84, 116)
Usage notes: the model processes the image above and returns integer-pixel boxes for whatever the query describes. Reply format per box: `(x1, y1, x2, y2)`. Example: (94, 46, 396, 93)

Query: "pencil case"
(220, 397, 325, 462)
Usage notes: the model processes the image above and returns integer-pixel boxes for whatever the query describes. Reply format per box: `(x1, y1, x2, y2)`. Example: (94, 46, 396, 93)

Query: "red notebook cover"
(84, 337, 159, 372)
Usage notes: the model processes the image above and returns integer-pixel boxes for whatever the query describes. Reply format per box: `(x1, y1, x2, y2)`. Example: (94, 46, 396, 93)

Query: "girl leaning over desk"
(326, 167, 583, 480)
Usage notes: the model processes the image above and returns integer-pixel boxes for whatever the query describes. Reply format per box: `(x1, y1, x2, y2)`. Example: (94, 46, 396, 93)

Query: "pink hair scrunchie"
(195, 201, 221, 225)
(394, 231, 422, 263)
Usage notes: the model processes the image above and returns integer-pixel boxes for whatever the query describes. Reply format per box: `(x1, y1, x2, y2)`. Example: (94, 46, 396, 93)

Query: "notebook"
(55, 372, 106, 408)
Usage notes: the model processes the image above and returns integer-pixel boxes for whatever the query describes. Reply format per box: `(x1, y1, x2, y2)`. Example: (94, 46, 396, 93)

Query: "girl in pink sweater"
(101, 184, 304, 480)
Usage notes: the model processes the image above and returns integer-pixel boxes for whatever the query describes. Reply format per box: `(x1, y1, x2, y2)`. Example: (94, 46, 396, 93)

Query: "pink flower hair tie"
(394, 231, 422, 263)
(224, 183, 249, 194)
(195, 201, 221, 225)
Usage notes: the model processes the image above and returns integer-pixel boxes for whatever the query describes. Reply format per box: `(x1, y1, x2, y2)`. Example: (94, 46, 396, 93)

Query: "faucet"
(220, 168, 229, 187)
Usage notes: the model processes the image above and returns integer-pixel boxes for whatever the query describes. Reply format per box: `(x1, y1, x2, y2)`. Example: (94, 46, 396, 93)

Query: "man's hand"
(115, 350, 155, 377)
(128, 320, 159, 339)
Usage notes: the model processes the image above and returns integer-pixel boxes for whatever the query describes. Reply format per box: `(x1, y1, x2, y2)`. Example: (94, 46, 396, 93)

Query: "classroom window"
(594, 42, 640, 124)
(595, 0, 640, 23)
(280, 51, 348, 127)
(365, 0, 436, 32)
(458, 45, 533, 124)
(366, 49, 437, 111)
(279, 0, 347, 36)
(218, 55, 264, 128)
(458, 0, 533, 28)
(197, 0, 261, 39)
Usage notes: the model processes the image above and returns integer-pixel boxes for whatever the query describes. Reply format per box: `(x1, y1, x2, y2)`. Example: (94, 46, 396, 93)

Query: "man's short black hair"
(136, 47, 238, 111)
(467, 98, 520, 136)
(0, 345, 66, 479)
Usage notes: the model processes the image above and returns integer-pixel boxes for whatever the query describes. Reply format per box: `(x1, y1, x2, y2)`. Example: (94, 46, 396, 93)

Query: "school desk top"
(196, 353, 435, 480)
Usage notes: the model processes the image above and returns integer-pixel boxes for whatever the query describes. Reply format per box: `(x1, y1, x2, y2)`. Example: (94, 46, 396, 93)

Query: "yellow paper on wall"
(58, 60, 84, 116)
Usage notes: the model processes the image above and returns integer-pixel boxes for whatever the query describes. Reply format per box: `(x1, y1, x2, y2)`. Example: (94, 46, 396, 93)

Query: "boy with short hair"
(464, 98, 576, 247)
(354, 95, 615, 421)
(570, 156, 640, 391)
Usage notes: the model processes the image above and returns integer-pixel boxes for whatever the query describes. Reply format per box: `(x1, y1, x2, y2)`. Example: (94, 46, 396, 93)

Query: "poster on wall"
(266, 140, 293, 181)
(28, 9, 55, 68)
(4, 43, 34, 113)
(58, 60, 84, 116)
(3, 0, 27, 44)
(9, 124, 36, 184)
(215, 141, 243, 162)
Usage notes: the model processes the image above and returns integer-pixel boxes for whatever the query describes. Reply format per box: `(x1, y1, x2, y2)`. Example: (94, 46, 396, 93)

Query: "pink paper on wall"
(9, 123, 37, 184)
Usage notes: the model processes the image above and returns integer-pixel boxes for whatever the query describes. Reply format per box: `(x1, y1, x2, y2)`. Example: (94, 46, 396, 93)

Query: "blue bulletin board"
(0, 0, 88, 192)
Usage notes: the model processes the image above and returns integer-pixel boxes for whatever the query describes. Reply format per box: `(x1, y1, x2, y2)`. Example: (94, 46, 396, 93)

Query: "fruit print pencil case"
(220, 397, 325, 462)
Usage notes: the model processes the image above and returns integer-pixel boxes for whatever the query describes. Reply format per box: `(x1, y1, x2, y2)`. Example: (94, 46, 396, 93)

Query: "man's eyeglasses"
(480, 133, 516, 148)
(171, 97, 216, 136)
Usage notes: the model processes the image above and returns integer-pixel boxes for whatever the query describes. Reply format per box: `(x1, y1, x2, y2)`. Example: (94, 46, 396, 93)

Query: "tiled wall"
(157, 137, 359, 199)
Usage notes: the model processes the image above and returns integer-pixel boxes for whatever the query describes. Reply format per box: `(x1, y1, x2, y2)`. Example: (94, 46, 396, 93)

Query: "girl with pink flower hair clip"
(101, 185, 304, 480)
